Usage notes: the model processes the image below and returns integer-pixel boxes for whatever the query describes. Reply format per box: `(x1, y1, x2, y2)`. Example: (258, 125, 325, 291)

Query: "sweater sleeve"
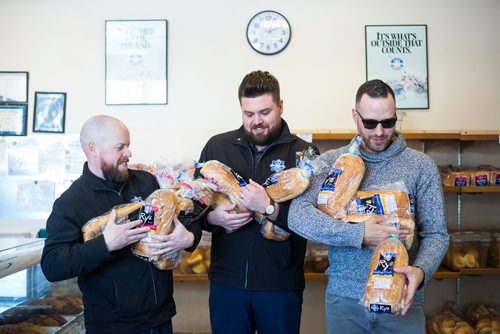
(411, 159, 449, 286)
(288, 150, 365, 247)
(41, 197, 114, 282)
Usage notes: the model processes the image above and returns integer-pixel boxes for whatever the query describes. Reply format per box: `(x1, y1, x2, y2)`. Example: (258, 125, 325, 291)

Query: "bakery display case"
(0, 238, 84, 334)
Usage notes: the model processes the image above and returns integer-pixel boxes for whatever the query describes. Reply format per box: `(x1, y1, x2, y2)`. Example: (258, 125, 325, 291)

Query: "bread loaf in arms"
(263, 167, 310, 202)
(82, 202, 144, 242)
(363, 236, 408, 315)
(317, 152, 365, 218)
(346, 189, 411, 218)
(200, 160, 245, 204)
(132, 189, 179, 269)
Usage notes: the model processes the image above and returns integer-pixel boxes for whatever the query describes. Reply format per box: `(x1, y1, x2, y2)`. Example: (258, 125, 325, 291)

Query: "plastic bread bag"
(82, 201, 144, 242)
(199, 160, 247, 205)
(317, 136, 365, 218)
(362, 235, 408, 315)
(151, 160, 198, 189)
(345, 180, 412, 218)
(174, 178, 216, 225)
(262, 147, 320, 203)
(439, 164, 470, 187)
(427, 303, 476, 334)
(132, 189, 181, 270)
(254, 212, 291, 241)
(341, 213, 415, 250)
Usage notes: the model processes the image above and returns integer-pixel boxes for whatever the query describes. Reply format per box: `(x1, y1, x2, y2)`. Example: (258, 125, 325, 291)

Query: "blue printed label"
(369, 303, 392, 314)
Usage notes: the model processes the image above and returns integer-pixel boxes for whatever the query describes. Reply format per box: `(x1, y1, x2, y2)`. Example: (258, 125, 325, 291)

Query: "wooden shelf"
(292, 130, 499, 142)
(443, 186, 500, 193)
(173, 267, 500, 282)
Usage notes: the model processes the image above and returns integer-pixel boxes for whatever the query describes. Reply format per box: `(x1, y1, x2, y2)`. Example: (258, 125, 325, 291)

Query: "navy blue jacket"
(199, 120, 318, 291)
(41, 163, 202, 333)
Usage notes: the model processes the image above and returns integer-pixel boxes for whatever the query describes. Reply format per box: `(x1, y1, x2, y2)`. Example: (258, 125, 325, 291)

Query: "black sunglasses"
(355, 109, 397, 129)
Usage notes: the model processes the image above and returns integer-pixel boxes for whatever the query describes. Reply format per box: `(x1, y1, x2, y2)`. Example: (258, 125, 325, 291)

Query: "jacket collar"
(82, 162, 125, 192)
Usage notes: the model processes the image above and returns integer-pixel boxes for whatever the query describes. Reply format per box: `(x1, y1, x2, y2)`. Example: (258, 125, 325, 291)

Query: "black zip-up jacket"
(41, 163, 202, 334)
(199, 120, 319, 291)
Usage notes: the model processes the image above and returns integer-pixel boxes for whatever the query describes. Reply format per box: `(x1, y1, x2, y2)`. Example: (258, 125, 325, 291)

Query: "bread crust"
(200, 160, 241, 204)
(363, 237, 408, 315)
(82, 202, 144, 242)
(132, 189, 178, 269)
(264, 167, 310, 202)
(317, 153, 365, 218)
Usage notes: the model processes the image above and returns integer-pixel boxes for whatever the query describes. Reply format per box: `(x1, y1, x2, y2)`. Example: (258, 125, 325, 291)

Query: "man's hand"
(102, 210, 150, 252)
(238, 179, 269, 214)
(207, 203, 253, 233)
(148, 217, 195, 257)
(394, 265, 425, 316)
(362, 215, 398, 246)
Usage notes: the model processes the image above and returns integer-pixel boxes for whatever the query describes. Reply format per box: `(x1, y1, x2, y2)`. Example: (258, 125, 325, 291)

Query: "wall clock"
(246, 10, 291, 55)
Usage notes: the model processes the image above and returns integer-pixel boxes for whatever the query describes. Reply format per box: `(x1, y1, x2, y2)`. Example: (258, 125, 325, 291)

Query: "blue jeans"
(130, 319, 173, 334)
(325, 293, 425, 334)
(209, 282, 303, 334)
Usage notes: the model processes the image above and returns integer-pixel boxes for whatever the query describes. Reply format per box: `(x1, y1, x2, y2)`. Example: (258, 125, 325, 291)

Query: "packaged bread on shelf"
(317, 137, 365, 218)
(362, 236, 408, 315)
(132, 189, 180, 270)
(82, 201, 144, 242)
(440, 165, 470, 187)
(470, 168, 490, 186)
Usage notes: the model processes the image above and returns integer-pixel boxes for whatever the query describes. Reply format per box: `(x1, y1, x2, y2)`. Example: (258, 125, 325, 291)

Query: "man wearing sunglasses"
(288, 79, 448, 333)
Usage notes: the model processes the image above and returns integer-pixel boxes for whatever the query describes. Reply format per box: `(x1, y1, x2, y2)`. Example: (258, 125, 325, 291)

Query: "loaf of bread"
(346, 189, 411, 218)
(470, 169, 490, 186)
(200, 160, 244, 204)
(255, 212, 291, 241)
(440, 165, 470, 187)
(341, 214, 415, 249)
(132, 189, 179, 269)
(363, 236, 408, 315)
(82, 201, 144, 242)
(263, 167, 310, 202)
(317, 153, 365, 218)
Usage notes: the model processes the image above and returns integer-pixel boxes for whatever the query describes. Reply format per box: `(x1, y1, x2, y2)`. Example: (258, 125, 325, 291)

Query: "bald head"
(80, 115, 132, 181)
(80, 115, 128, 156)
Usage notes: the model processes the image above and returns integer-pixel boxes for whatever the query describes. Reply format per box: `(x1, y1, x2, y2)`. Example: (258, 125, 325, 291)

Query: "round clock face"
(246, 10, 291, 55)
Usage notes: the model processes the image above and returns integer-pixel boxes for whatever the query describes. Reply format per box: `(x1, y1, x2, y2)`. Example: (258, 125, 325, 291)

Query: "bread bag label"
(368, 252, 397, 314)
(473, 174, 488, 186)
(138, 204, 158, 241)
(355, 194, 397, 215)
(317, 168, 342, 205)
(454, 176, 468, 186)
(230, 169, 248, 186)
(262, 174, 279, 188)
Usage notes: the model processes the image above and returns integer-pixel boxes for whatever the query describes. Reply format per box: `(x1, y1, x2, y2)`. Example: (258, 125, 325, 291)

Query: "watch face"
(246, 10, 291, 55)
(265, 204, 275, 215)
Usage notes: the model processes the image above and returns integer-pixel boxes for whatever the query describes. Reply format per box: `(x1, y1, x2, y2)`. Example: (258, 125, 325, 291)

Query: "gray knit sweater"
(288, 133, 448, 299)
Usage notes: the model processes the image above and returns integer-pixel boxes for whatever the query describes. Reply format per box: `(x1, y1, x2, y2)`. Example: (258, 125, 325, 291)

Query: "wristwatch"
(263, 198, 275, 217)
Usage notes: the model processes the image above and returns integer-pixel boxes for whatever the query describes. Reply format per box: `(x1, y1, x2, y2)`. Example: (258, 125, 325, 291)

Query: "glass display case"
(0, 238, 84, 333)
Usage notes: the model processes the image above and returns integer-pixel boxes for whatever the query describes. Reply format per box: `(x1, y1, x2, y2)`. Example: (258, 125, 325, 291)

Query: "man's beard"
(244, 124, 281, 147)
(101, 158, 129, 183)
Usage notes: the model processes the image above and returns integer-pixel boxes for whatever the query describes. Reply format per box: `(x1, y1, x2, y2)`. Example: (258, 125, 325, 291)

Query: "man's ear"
(88, 141, 98, 157)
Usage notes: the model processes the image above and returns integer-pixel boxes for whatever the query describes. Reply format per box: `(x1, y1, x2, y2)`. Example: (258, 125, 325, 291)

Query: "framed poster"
(105, 19, 168, 105)
(33, 92, 66, 133)
(0, 105, 27, 136)
(365, 25, 429, 109)
(0, 72, 29, 103)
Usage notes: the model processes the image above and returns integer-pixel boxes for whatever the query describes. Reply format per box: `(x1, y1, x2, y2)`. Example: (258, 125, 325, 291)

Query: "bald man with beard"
(41, 115, 202, 334)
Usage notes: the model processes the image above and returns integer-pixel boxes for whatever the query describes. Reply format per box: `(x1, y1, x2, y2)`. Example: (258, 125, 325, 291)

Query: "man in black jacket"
(199, 71, 319, 334)
(41, 115, 202, 334)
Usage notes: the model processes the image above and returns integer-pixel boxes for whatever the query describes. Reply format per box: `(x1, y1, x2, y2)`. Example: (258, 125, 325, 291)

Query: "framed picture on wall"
(33, 92, 66, 133)
(0, 104, 27, 136)
(365, 25, 429, 109)
(105, 19, 168, 105)
(0, 72, 29, 104)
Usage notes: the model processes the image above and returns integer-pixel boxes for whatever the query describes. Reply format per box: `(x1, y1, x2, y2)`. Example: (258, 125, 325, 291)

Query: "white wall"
(1, 0, 499, 165)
